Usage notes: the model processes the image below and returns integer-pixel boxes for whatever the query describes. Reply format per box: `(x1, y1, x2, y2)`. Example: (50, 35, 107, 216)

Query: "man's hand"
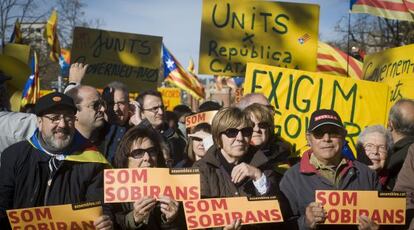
(129, 101, 143, 126)
(305, 202, 326, 229)
(231, 162, 262, 184)
(69, 63, 88, 84)
(94, 215, 113, 230)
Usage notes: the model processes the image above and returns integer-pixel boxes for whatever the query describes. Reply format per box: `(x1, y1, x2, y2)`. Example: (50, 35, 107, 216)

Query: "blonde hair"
(211, 107, 253, 148)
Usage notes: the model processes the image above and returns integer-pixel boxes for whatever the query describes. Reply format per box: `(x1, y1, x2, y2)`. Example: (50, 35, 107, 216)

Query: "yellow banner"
(71, 27, 162, 92)
(104, 168, 200, 203)
(362, 44, 414, 82)
(185, 111, 218, 128)
(315, 190, 405, 225)
(199, 0, 319, 76)
(159, 88, 181, 111)
(244, 63, 390, 155)
(7, 202, 102, 229)
(184, 196, 283, 229)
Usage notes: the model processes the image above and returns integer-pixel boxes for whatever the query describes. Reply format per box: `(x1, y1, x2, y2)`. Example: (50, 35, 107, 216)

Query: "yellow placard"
(159, 87, 181, 111)
(7, 202, 102, 229)
(3, 43, 31, 64)
(386, 77, 414, 107)
(104, 168, 200, 203)
(315, 190, 405, 225)
(71, 27, 162, 92)
(362, 44, 414, 82)
(183, 196, 283, 229)
(244, 63, 390, 155)
(199, 0, 319, 76)
(185, 110, 218, 128)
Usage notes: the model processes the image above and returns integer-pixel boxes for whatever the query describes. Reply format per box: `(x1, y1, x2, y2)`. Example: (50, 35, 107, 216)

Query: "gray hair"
(389, 99, 414, 136)
(357, 125, 393, 151)
(107, 81, 129, 98)
(237, 93, 268, 110)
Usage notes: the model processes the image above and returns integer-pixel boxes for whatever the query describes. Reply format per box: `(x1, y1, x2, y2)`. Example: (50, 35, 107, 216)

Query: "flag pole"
(347, 11, 351, 78)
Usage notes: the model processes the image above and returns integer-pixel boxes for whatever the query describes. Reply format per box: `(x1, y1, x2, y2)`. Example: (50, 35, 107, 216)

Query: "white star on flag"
(166, 58, 174, 69)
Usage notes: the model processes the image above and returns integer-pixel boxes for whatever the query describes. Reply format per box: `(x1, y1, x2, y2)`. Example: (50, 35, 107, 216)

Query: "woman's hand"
(358, 215, 379, 230)
(132, 196, 157, 224)
(231, 162, 262, 184)
(158, 196, 180, 223)
(94, 215, 113, 230)
(223, 218, 242, 230)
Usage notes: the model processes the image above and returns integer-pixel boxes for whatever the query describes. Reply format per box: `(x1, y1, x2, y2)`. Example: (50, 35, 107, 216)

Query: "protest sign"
(315, 190, 405, 225)
(362, 44, 414, 82)
(199, 0, 319, 76)
(244, 63, 389, 155)
(7, 202, 102, 229)
(387, 77, 414, 107)
(159, 87, 181, 111)
(71, 27, 162, 92)
(184, 196, 283, 229)
(104, 168, 200, 203)
(185, 110, 218, 128)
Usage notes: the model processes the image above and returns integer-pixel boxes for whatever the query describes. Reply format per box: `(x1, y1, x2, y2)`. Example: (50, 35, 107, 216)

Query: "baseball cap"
(308, 109, 345, 132)
(35, 92, 77, 116)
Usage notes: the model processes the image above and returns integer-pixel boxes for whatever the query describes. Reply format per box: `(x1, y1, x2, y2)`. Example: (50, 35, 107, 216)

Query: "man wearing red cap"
(280, 109, 379, 230)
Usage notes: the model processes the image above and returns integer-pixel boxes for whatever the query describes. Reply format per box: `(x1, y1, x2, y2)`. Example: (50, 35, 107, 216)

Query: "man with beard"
(0, 92, 112, 229)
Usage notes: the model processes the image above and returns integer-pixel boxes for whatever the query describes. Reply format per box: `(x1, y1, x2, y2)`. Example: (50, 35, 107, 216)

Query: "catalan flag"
(317, 41, 363, 79)
(59, 48, 71, 76)
(44, 10, 61, 62)
(162, 45, 205, 100)
(21, 51, 40, 108)
(350, 0, 414, 21)
(9, 19, 22, 44)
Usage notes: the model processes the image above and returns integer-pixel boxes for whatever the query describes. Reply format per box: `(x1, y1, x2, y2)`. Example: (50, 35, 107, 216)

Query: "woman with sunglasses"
(111, 126, 185, 229)
(244, 103, 292, 168)
(185, 123, 212, 166)
(194, 107, 295, 229)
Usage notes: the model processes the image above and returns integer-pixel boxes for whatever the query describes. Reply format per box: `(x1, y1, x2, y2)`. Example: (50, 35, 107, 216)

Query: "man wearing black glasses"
(280, 109, 379, 230)
(0, 92, 112, 230)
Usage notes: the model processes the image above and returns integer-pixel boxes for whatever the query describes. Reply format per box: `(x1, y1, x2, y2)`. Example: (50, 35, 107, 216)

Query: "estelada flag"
(350, 0, 414, 21)
(9, 19, 22, 44)
(317, 41, 363, 80)
(21, 51, 40, 108)
(44, 10, 61, 62)
(162, 45, 205, 100)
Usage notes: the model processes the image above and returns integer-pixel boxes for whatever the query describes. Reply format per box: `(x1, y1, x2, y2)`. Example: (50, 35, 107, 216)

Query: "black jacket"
(385, 136, 414, 190)
(0, 138, 109, 229)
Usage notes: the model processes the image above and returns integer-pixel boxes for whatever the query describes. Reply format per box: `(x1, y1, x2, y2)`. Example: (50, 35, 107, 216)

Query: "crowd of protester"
(1, 63, 414, 230)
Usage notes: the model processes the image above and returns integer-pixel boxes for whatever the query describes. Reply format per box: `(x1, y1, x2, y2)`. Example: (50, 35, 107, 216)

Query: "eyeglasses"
(311, 127, 345, 139)
(221, 127, 253, 138)
(364, 143, 387, 154)
(142, 105, 165, 114)
(129, 147, 159, 159)
(81, 100, 106, 111)
(43, 114, 75, 124)
(255, 122, 271, 129)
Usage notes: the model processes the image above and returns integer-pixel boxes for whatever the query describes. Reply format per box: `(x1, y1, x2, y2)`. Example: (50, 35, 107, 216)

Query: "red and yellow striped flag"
(317, 41, 363, 79)
(44, 10, 61, 62)
(351, 0, 414, 21)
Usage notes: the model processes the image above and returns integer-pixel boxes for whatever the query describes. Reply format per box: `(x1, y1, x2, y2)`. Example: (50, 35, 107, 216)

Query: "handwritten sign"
(362, 43, 414, 82)
(185, 111, 218, 128)
(104, 168, 200, 203)
(7, 202, 102, 229)
(71, 27, 162, 92)
(315, 191, 405, 225)
(199, 0, 319, 76)
(386, 77, 414, 107)
(244, 63, 389, 155)
(183, 196, 283, 229)
(159, 88, 181, 111)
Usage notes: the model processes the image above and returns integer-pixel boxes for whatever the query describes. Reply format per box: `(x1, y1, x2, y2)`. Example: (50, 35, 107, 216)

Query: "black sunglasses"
(256, 122, 271, 129)
(222, 127, 253, 138)
(311, 126, 345, 139)
(129, 147, 159, 159)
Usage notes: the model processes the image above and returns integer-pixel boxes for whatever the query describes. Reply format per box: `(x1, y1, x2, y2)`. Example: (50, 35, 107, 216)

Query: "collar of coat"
(393, 135, 414, 152)
(202, 145, 270, 169)
(29, 128, 110, 165)
(300, 150, 353, 176)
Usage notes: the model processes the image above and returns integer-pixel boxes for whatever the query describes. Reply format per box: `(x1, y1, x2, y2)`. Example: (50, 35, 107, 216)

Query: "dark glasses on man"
(311, 126, 345, 139)
(221, 127, 253, 138)
(129, 147, 158, 159)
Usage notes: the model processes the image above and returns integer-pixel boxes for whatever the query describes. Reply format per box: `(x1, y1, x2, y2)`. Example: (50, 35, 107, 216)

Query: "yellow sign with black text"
(199, 0, 319, 76)
(244, 63, 389, 155)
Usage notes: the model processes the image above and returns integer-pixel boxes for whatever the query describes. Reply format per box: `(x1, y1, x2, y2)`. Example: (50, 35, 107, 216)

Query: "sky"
(84, 0, 351, 76)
